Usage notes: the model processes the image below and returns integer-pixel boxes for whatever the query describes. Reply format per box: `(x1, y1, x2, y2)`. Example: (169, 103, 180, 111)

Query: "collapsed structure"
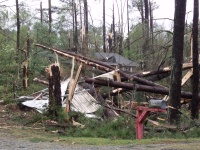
(16, 44, 197, 139)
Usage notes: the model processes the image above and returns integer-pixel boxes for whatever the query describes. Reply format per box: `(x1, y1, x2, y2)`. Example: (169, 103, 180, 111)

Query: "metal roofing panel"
(71, 90, 101, 114)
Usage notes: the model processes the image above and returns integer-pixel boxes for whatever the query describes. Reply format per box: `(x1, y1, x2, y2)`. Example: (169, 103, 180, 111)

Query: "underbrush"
(64, 115, 136, 139)
(2, 100, 200, 140)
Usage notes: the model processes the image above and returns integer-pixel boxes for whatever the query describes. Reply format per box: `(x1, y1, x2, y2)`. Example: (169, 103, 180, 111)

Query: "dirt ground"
(0, 102, 200, 150)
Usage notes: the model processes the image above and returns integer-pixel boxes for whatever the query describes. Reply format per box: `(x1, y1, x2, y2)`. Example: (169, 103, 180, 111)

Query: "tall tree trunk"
(68, 32, 71, 49)
(127, 0, 130, 52)
(168, 0, 187, 125)
(79, 0, 82, 31)
(112, 3, 116, 52)
(74, 2, 78, 52)
(16, 0, 20, 54)
(191, 0, 199, 119)
(144, 0, 149, 29)
(16, 0, 20, 85)
(72, 0, 75, 48)
(108, 24, 112, 52)
(103, 0, 106, 52)
(143, 0, 149, 60)
(48, 0, 52, 45)
(141, 0, 144, 24)
(40, 2, 43, 24)
(83, 0, 88, 55)
(149, 0, 153, 46)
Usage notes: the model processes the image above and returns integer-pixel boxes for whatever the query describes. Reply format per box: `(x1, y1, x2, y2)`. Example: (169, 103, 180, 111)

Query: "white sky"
(0, 0, 195, 32)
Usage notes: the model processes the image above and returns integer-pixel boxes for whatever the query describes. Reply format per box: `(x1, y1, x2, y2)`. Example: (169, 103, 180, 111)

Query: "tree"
(191, 0, 199, 119)
(48, 0, 52, 45)
(83, 0, 88, 55)
(103, 0, 106, 52)
(168, 0, 187, 125)
(127, 0, 130, 51)
(16, 0, 20, 55)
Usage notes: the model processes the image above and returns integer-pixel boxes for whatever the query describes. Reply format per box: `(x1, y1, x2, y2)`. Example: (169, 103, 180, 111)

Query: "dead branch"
(33, 77, 49, 86)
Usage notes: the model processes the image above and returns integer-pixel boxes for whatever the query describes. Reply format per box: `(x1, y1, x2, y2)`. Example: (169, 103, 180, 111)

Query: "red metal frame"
(136, 106, 166, 140)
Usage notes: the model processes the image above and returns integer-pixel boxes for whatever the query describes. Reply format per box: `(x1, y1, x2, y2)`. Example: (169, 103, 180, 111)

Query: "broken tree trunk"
(23, 35, 30, 89)
(35, 44, 167, 89)
(65, 63, 83, 113)
(84, 77, 200, 99)
(47, 63, 62, 117)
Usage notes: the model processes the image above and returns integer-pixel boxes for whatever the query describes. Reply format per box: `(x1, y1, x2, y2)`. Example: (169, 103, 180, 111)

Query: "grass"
(1, 85, 200, 147)
(3, 127, 200, 146)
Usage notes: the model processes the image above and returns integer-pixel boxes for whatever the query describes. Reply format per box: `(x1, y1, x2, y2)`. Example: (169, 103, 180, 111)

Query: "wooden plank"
(181, 68, 193, 86)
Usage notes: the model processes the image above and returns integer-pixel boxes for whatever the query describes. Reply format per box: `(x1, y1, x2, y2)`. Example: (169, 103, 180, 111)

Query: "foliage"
(65, 113, 136, 140)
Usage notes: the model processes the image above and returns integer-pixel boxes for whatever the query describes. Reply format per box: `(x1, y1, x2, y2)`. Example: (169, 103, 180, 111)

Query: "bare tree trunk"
(74, 2, 78, 52)
(113, 3, 116, 52)
(83, 0, 88, 55)
(48, 0, 52, 45)
(72, 0, 75, 48)
(68, 32, 71, 49)
(149, 0, 153, 45)
(108, 24, 112, 52)
(144, 0, 149, 30)
(40, 2, 43, 24)
(103, 0, 106, 52)
(141, 0, 144, 24)
(48, 64, 62, 118)
(143, 0, 149, 60)
(79, 0, 82, 30)
(16, 0, 20, 88)
(127, 0, 130, 52)
(191, 0, 199, 119)
(16, 0, 20, 54)
(168, 0, 187, 125)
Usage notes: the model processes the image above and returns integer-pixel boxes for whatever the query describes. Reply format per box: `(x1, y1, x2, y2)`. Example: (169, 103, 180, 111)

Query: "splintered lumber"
(35, 44, 167, 89)
(65, 63, 83, 113)
(84, 77, 199, 99)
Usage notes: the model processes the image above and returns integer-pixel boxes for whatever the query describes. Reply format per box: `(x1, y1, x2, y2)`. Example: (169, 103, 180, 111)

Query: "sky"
(0, 0, 195, 33)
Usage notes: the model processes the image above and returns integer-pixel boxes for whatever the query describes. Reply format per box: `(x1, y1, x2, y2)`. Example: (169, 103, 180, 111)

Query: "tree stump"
(47, 63, 62, 118)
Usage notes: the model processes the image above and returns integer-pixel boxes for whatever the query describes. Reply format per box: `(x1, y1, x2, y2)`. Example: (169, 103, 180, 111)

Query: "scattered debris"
(18, 78, 101, 117)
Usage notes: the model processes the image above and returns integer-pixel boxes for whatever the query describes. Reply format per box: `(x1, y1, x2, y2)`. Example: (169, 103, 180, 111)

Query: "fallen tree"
(83, 77, 199, 99)
(35, 44, 167, 89)
(135, 63, 193, 78)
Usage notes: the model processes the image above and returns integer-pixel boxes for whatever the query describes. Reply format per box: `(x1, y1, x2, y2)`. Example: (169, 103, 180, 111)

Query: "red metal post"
(136, 106, 166, 140)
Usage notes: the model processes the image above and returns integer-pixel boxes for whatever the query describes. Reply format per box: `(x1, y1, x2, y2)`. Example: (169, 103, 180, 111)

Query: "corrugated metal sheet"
(71, 90, 101, 114)
(20, 79, 101, 114)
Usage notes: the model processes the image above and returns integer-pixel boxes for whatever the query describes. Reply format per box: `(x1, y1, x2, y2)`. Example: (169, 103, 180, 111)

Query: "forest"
(0, 0, 199, 140)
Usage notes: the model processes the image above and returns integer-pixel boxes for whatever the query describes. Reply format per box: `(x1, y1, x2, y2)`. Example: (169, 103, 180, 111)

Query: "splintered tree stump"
(47, 64, 62, 117)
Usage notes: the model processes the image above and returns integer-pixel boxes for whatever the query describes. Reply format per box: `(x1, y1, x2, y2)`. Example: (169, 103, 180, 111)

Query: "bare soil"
(0, 102, 200, 150)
